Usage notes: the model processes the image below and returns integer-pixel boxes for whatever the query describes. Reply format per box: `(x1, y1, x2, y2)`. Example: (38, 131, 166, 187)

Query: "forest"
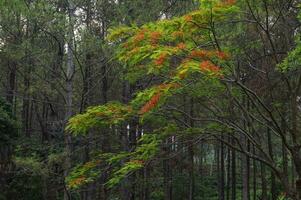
(0, 0, 301, 199)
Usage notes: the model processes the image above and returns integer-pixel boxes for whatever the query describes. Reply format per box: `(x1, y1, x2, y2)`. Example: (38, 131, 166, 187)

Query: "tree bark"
(231, 139, 236, 200)
(267, 127, 276, 200)
(260, 163, 268, 200)
(64, 1, 76, 199)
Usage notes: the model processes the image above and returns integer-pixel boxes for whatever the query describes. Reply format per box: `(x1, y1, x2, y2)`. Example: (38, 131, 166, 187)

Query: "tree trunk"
(242, 139, 250, 200)
(64, 1, 76, 199)
(260, 163, 268, 200)
(220, 138, 225, 200)
(188, 98, 195, 200)
(6, 61, 16, 111)
(163, 138, 172, 200)
(188, 144, 195, 200)
(267, 127, 276, 200)
(231, 139, 236, 200)
(252, 145, 256, 200)
(226, 140, 231, 200)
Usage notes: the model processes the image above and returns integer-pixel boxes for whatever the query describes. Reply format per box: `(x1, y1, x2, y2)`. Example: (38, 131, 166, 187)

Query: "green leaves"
(66, 133, 162, 189)
(66, 160, 101, 190)
(278, 41, 301, 72)
(106, 133, 162, 188)
(65, 0, 240, 192)
(66, 102, 132, 135)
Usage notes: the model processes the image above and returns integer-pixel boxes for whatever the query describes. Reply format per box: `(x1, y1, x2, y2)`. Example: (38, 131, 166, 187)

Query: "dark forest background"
(0, 0, 301, 200)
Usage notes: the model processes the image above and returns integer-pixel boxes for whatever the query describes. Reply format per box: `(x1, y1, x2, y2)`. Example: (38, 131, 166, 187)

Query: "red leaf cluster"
(158, 83, 181, 90)
(133, 29, 147, 43)
(150, 31, 161, 45)
(154, 53, 167, 66)
(223, 0, 236, 5)
(69, 176, 86, 188)
(139, 93, 161, 114)
(190, 50, 230, 60)
(190, 50, 212, 59)
(200, 61, 221, 74)
(216, 51, 230, 60)
(184, 15, 193, 22)
(176, 42, 186, 50)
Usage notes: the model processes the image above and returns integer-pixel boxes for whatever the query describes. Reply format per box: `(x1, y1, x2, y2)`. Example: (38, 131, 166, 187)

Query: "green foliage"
(108, 1, 238, 83)
(66, 0, 240, 191)
(106, 134, 162, 188)
(66, 133, 162, 189)
(0, 98, 18, 144)
(66, 102, 133, 135)
(278, 40, 301, 72)
(14, 156, 48, 176)
(66, 160, 101, 190)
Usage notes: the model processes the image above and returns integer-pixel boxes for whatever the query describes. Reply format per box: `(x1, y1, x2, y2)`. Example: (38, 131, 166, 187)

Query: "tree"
(0, 98, 18, 198)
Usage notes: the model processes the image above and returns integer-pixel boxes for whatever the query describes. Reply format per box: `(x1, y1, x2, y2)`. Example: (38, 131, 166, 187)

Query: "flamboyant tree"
(66, 0, 237, 193)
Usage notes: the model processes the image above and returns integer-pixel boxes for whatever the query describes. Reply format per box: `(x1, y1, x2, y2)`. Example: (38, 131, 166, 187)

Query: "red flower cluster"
(69, 176, 86, 188)
(190, 50, 212, 59)
(200, 61, 221, 74)
(190, 50, 230, 60)
(184, 15, 193, 22)
(139, 93, 161, 114)
(154, 53, 167, 66)
(133, 29, 147, 43)
(150, 31, 161, 45)
(216, 51, 230, 60)
(223, 0, 236, 5)
(176, 42, 186, 50)
(158, 83, 181, 90)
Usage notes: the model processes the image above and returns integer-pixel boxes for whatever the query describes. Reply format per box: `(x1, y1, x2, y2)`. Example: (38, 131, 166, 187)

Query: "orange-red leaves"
(184, 15, 193, 22)
(139, 93, 161, 114)
(190, 50, 212, 59)
(216, 51, 230, 60)
(176, 42, 186, 50)
(154, 53, 167, 66)
(190, 50, 230, 60)
(223, 0, 236, 5)
(200, 61, 221, 74)
(122, 42, 130, 49)
(69, 176, 86, 188)
(158, 83, 181, 90)
(150, 31, 161, 45)
(172, 31, 184, 38)
(133, 29, 148, 43)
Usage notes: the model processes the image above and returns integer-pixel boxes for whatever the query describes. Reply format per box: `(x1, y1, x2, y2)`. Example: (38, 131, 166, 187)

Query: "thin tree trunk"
(163, 138, 172, 200)
(64, 1, 75, 199)
(7, 61, 17, 116)
(267, 127, 276, 200)
(231, 138, 236, 200)
(188, 98, 195, 200)
(242, 139, 250, 200)
(188, 144, 195, 200)
(226, 139, 231, 200)
(220, 138, 225, 200)
(143, 166, 150, 200)
(260, 163, 268, 200)
(252, 145, 256, 200)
